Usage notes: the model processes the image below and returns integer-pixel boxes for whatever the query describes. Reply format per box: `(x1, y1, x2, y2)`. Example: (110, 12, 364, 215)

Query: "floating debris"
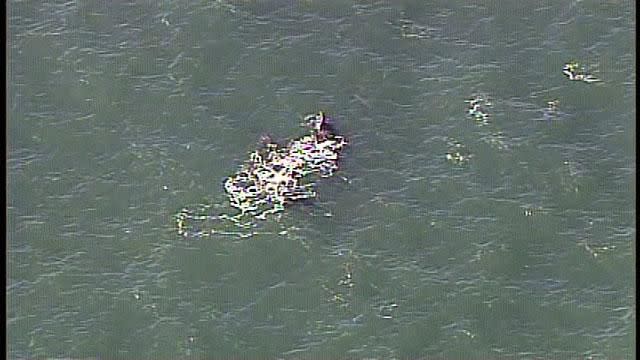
(378, 302, 399, 319)
(445, 138, 473, 164)
(224, 112, 347, 220)
(542, 99, 560, 122)
(446, 150, 471, 164)
(458, 329, 476, 338)
(522, 206, 550, 217)
(337, 262, 354, 288)
(579, 239, 617, 259)
(562, 61, 600, 83)
(321, 260, 356, 308)
(398, 18, 433, 39)
(558, 159, 583, 194)
(175, 112, 348, 237)
(482, 131, 509, 151)
(465, 95, 492, 125)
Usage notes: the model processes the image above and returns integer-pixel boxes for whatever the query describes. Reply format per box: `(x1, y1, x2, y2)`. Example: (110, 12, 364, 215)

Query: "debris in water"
(562, 61, 600, 83)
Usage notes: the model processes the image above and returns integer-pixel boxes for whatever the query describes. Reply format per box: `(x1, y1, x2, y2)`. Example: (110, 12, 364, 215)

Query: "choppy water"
(8, 0, 635, 358)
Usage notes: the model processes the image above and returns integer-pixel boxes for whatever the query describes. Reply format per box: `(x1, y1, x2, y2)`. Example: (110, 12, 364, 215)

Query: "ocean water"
(7, 0, 635, 358)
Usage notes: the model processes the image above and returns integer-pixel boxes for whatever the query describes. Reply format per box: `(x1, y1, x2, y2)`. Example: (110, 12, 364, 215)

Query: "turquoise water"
(8, 0, 635, 358)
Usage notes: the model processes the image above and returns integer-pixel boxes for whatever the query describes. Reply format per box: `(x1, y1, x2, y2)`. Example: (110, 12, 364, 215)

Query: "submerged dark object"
(224, 112, 347, 219)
